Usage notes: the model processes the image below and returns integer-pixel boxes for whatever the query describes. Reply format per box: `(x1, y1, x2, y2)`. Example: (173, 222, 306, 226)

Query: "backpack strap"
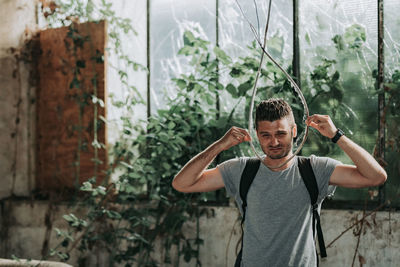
(239, 158, 261, 213)
(297, 156, 327, 260)
(235, 158, 261, 267)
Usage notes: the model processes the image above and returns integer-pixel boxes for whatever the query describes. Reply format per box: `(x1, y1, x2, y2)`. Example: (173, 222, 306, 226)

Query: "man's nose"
(270, 137, 279, 146)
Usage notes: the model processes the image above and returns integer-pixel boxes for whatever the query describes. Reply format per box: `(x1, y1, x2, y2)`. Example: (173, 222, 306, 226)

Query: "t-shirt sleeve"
(217, 157, 246, 199)
(310, 155, 342, 203)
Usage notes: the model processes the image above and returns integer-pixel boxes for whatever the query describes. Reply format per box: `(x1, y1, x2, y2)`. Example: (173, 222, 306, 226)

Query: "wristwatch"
(331, 128, 344, 143)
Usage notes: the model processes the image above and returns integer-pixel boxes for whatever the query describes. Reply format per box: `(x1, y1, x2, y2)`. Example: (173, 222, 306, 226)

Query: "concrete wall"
(0, 0, 37, 199)
(0, 200, 399, 267)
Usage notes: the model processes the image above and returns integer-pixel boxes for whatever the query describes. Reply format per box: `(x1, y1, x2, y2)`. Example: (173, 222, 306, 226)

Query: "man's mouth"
(269, 147, 282, 152)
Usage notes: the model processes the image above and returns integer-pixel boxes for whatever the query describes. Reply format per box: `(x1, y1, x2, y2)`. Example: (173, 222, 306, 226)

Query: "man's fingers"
(237, 127, 249, 135)
(308, 114, 329, 122)
(237, 128, 252, 142)
(230, 127, 251, 143)
(308, 121, 319, 129)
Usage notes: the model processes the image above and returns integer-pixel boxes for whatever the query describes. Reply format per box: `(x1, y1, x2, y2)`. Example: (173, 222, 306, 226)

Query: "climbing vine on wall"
(31, 1, 400, 266)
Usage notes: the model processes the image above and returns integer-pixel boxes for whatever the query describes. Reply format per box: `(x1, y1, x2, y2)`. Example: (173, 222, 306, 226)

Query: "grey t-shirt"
(218, 155, 341, 267)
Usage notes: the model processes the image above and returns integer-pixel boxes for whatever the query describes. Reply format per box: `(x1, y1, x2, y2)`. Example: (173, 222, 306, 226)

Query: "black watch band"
(331, 128, 344, 143)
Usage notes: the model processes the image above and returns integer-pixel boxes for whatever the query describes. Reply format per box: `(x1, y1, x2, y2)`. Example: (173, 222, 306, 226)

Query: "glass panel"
(299, 0, 378, 202)
(150, 0, 216, 112)
(107, 0, 148, 144)
(219, 0, 294, 156)
(384, 0, 400, 207)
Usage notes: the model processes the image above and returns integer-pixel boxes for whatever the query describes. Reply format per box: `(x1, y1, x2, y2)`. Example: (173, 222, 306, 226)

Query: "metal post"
(216, 0, 220, 120)
(292, 0, 301, 89)
(147, 0, 151, 119)
(377, 0, 385, 205)
(215, 0, 222, 202)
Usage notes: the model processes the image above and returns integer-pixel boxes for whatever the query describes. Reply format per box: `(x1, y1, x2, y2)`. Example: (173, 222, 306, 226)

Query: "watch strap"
(331, 128, 344, 143)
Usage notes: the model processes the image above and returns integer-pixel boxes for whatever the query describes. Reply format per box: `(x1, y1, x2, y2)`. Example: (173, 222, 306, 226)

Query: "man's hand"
(306, 114, 337, 139)
(218, 127, 252, 151)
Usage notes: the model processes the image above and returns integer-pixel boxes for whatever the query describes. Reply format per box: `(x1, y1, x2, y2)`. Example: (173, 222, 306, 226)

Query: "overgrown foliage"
(36, 1, 400, 266)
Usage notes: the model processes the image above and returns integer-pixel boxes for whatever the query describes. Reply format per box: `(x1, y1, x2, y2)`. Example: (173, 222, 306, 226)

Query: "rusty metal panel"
(37, 21, 107, 192)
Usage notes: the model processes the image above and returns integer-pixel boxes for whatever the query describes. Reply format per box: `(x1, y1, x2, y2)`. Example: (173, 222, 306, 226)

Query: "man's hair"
(255, 98, 295, 128)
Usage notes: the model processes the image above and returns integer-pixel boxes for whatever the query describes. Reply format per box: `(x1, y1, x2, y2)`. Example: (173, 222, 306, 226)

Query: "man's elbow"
(171, 178, 181, 192)
(171, 177, 191, 193)
(372, 171, 387, 186)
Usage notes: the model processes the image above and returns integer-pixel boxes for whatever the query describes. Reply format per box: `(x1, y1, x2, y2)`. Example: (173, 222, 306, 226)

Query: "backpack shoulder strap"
(297, 156, 319, 205)
(297, 156, 327, 259)
(234, 158, 261, 267)
(239, 158, 261, 213)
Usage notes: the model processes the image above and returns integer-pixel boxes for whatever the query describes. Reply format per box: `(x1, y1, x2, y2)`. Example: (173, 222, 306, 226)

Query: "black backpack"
(234, 156, 327, 267)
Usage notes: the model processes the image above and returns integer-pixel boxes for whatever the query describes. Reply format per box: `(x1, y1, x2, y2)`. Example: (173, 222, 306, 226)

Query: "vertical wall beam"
(147, 0, 151, 119)
(377, 0, 385, 205)
(292, 0, 301, 88)
(215, 0, 222, 202)
(216, 0, 220, 120)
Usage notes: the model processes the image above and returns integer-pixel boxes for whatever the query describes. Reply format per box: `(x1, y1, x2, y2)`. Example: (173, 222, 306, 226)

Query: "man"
(172, 98, 387, 266)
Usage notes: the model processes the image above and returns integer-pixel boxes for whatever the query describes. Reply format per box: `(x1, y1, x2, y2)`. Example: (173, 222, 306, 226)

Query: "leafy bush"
(45, 1, 399, 265)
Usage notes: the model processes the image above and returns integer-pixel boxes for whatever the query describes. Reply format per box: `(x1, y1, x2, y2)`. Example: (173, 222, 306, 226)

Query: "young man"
(172, 98, 387, 266)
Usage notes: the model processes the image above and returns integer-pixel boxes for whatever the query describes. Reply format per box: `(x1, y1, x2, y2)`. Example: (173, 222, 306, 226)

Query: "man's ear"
(292, 124, 297, 138)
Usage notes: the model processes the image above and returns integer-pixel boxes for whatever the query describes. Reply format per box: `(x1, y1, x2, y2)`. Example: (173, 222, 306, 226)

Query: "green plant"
(381, 69, 400, 205)
(41, 1, 400, 265)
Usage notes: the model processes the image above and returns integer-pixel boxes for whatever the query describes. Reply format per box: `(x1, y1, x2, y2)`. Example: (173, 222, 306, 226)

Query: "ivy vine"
(31, 1, 400, 266)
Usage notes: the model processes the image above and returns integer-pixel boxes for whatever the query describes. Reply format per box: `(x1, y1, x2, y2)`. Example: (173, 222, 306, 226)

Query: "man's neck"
(263, 152, 295, 172)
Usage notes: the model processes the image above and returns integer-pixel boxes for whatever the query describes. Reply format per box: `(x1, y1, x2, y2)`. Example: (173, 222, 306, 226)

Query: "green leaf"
(183, 31, 196, 46)
(229, 67, 243, 78)
(168, 122, 176, 129)
(187, 82, 195, 92)
(175, 79, 186, 90)
(205, 93, 214, 105)
(159, 132, 170, 143)
(305, 32, 311, 45)
(162, 162, 171, 170)
(332, 71, 340, 82)
(80, 181, 93, 191)
(106, 210, 122, 219)
(238, 81, 253, 96)
(128, 172, 141, 179)
(213, 46, 231, 65)
(226, 83, 238, 98)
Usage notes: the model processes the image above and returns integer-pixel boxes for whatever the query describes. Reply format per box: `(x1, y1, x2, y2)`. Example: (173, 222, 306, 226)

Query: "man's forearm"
(337, 135, 387, 183)
(172, 140, 224, 190)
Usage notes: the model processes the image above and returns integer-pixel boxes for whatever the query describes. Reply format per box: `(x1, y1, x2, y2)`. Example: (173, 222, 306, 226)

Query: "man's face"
(256, 117, 297, 159)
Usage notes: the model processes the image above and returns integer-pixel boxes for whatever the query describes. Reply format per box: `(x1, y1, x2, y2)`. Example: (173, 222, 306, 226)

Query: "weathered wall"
(0, 0, 37, 199)
(0, 201, 399, 267)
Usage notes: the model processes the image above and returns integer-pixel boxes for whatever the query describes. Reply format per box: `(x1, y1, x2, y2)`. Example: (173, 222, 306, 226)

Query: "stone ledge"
(0, 259, 72, 267)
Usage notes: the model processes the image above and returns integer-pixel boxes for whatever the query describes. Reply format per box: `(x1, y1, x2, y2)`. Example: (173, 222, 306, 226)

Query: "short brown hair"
(255, 98, 294, 128)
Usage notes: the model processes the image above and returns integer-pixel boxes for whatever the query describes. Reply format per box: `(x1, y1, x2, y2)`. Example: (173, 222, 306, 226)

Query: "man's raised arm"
(172, 127, 251, 193)
(306, 114, 387, 188)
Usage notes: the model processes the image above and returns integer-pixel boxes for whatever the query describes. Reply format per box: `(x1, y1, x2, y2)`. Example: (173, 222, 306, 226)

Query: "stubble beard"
(263, 133, 294, 160)
(267, 143, 292, 159)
